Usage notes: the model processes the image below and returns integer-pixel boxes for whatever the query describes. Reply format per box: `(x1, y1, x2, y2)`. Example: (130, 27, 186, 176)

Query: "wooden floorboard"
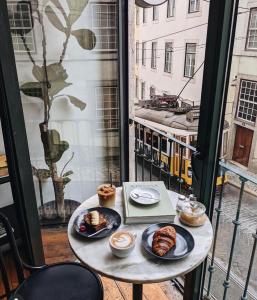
(41, 227, 182, 300)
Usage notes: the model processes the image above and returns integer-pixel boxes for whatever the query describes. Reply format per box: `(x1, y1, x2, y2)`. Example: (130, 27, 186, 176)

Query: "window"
(150, 86, 156, 98)
(164, 42, 173, 73)
(96, 86, 119, 131)
(136, 7, 140, 25)
(151, 42, 157, 69)
(153, 6, 159, 21)
(142, 42, 146, 66)
(141, 82, 146, 99)
(167, 0, 175, 18)
(136, 41, 139, 64)
(7, 2, 35, 53)
(184, 43, 196, 77)
(135, 77, 139, 98)
(92, 3, 117, 51)
(143, 8, 147, 23)
(237, 79, 257, 123)
(188, 0, 200, 13)
(246, 9, 257, 50)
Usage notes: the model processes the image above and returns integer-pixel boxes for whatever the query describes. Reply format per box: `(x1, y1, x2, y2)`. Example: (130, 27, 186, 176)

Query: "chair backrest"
(0, 212, 24, 299)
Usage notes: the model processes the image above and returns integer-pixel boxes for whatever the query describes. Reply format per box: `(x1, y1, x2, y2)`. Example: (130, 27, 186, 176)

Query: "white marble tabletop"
(68, 187, 213, 284)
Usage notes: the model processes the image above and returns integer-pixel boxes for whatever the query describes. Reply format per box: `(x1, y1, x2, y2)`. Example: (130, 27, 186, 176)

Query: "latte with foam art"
(111, 232, 133, 248)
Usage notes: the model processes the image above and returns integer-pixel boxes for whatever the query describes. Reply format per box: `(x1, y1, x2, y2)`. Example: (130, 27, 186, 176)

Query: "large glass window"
(92, 3, 117, 51)
(7, 2, 35, 53)
(188, 0, 200, 13)
(151, 42, 157, 69)
(164, 42, 172, 73)
(246, 8, 257, 50)
(167, 0, 175, 18)
(184, 43, 196, 77)
(237, 79, 257, 123)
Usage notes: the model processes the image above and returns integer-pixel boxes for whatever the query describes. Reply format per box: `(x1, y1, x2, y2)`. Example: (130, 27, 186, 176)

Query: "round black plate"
(73, 207, 121, 239)
(142, 223, 195, 260)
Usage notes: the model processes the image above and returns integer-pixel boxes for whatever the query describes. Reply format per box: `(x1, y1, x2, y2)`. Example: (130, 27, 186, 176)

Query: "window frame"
(142, 42, 146, 66)
(245, 8, 257, 51)
(164, 42, 173, 73)
(188, 0, 200, 13)
(167, 0, 175, 18)
(184, 43, 197, 78)
(136, 41, 139, 64)
(151, 41, 157, 69)
(141, 81, 146, 100)
(143, 8, 147, 23)
(136, 6, 140, 25)
(153, 6, 159, 21)
(135, 76, 139, 98)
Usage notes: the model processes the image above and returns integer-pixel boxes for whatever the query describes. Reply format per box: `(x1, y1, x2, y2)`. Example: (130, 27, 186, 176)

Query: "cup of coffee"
(97, 184, 116, 208)
(109, 231, 137, 258)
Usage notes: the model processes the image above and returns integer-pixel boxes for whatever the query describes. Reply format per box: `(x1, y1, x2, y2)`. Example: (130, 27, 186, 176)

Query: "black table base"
(133, 284, 143, 300)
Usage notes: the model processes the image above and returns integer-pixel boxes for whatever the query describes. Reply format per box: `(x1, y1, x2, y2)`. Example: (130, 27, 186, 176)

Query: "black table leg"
(133, 283, 143, 300)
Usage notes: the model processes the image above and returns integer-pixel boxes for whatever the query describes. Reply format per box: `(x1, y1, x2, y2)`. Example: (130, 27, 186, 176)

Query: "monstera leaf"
(66, 95, 86, 110)
(71, 29, 96, 50)
(67, 0, 89, 24)
(45, 5, 66, 33)
(20, 82, 43, 99)
(41, 129, 69, 164)
(32, 63, 72, 97)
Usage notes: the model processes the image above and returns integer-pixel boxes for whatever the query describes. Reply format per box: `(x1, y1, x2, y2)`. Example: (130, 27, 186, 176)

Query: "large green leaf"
(32, 63, 71, 96)
(66, 95, 86, 110)
(67, 0, 89, 24)
(71, 29, 96, 50)
(62, 170, 73, 177)
(45, 5, 66, 32)
(41, 129, 69, 164)
(20, 82, 43, 99)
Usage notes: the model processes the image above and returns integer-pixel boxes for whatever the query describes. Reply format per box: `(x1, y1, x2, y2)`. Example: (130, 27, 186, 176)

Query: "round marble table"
(68, 187, 213, 300)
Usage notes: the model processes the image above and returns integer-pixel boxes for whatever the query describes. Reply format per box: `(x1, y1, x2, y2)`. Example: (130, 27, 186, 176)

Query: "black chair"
(0, 213, 103, 300)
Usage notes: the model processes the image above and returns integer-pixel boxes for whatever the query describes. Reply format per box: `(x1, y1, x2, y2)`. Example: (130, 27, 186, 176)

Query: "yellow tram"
(136, 118, 228, 188)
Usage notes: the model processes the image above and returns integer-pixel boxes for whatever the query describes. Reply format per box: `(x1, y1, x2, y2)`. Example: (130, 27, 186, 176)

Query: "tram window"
(223, 132, 228, 156)
(161, 138, 167, 153)
(188, 166, 192, 178)
(153, 135, 158, 148)
(146, 132, 151, 145)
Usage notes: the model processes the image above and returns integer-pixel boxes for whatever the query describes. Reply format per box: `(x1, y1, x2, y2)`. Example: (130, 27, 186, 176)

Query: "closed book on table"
(123, 181, 176, 224)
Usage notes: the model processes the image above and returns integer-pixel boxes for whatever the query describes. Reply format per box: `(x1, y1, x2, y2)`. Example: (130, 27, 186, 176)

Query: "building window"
(246, 9, 257, 50)
(136, 7, 140, 25)
(141, 82, 145, 99)
(142, 42, 146, 66)
(143, 8, 147, 23)
(136, 41, 139, 64)
(188, 0, 200, 13)
(96, 86, 119, 131)
(167, 0, 175, 17)
(237, 79, 257, 123)
(184, 43, 196, 78)
(151, 42, 157, 69)
(150, 86, 156, 98)
(153, 6, 159, 21)
(92, 3, 117, 51)
(136, 77, 139, 98)
(164, 42, 172, 73)
(7, 2, 35, 53)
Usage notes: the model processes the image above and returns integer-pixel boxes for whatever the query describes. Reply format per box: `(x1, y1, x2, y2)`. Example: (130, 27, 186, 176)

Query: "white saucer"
(130, 187, 160, 205)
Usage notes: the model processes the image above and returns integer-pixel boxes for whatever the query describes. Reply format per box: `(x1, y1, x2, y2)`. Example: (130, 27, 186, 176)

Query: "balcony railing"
(131, 117, 257, 300)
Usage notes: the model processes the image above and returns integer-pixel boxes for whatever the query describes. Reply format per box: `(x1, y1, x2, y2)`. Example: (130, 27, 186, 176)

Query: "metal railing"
(131, 118, 257, 300)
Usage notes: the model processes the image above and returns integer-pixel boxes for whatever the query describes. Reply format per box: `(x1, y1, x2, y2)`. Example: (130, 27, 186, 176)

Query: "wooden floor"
(42, 227, 182, 300)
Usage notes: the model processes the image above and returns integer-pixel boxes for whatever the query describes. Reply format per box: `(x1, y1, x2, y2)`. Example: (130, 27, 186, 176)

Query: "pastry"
(152, 226, 176, 257)
(97, 184, 116, 207)
(84, 210, 107, 232)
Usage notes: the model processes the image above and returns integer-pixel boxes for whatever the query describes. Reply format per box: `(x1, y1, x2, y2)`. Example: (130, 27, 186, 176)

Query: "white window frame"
(153, 6, 159, 21)
(141, 82, 146, 100)
(164, 42, 172, 73)
(188, 0, 200, 13)
(167, 0, 175, 18)
(143, 8, 147, 23)
(92, 3, 117, 51)
(184, 43, 196, 78)
(246, 8, 257, 50)
(236, 79, 257, 123)
(7, 2, 36, 53)
(151, 42, 157, 69)
(95, 86, 119, 131)
(142, 42, 146, 66)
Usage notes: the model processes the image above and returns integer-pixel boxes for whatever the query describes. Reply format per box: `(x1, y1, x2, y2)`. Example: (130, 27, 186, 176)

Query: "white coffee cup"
(109, 231, 137, 258)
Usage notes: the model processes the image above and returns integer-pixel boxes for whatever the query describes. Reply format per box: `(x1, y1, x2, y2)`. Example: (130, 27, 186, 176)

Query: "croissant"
(152, 226, 176, 257)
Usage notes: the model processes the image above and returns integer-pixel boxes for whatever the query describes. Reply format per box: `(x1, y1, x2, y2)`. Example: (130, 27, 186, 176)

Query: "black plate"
(73, 207, 121, 239)
(142, 223, 195, 260)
